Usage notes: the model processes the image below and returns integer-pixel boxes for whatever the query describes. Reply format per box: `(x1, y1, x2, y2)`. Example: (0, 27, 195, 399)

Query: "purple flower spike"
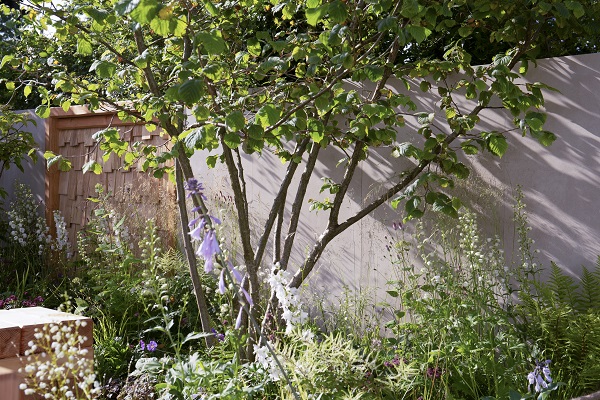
(185, 178, 206, 199)
(139, 340, 145, 350)
(218, 269, 227, 294)
(196, 230, 221, 273)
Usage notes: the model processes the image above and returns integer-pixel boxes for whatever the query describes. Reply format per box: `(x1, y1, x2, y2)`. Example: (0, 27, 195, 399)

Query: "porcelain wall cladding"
(190, 52, 600, 302)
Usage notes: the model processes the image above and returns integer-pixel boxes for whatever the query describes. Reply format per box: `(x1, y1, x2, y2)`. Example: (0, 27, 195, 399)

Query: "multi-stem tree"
(2, 0, 596, 356)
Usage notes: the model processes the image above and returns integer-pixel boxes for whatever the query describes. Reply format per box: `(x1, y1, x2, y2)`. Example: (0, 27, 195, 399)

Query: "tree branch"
(328, 143, 363, 227)
(253, 137, 310, 268)
(280, 141, 321, 270)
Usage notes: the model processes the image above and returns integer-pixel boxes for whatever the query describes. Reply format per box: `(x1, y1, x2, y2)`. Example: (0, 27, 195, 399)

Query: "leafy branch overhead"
(3, 0, 596, 349)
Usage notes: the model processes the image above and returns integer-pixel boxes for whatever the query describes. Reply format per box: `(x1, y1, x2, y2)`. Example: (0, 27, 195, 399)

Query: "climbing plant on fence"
(2, 0, 596, 357)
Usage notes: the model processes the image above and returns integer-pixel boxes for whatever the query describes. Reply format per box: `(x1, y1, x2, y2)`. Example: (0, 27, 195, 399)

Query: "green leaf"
(23, 85, 32, 98)
(461, 142, 479, 155)
(525, 111, 546, 132)
(452, 197, 462, 211)
(5, 81, 15, 91)
(150, 16, 187, 37)
(84, 7, 109, 23)
(43, 151, 56, 160)
(226, 111, 245, 132)
(306, 5, 328, 26)
(417, 112, 435, 125)
(247, 38, 261, 57)
(201, 0, 219, 16)
(509, 389, 522, 400)
(178, 79, 204, 104)
(425, 191, 438, 204)
(90, 60, 117, 78)
(474, 80, 488, 91)
(206, 154, 218, 168)
(82, 160, 102, 174)
(255, 104, 280, 128)
(46, 153, 72, 171)
(129, 0, 159, 23)
(400, 0, 420, 18)
(196, 31, 227, 55)
(77, 38, 93, 55)
(259, 57, 285, 72)
(315, 93, 332, 113)
(308, 119, 324, 143)
(458, 26, 473, 37)
(61, 100, 71, 112)
(1, 55, 14, 70)
(532, 130, 556, 146)
(568, 1, 585, 18)
(452, 163, 470, 179)
(364, 65, 384, 83)
(488, 134, 508, 157)
(328, 1, 348, 23)
(407, 25, 431, 43)
(223, 133, 241, 149)
(115, 0, 141, 15)
(124, 152, 135, 165)
(133, 50, 151, 69)
(36, 105, 51, 119)
(377, 16, 398, 32)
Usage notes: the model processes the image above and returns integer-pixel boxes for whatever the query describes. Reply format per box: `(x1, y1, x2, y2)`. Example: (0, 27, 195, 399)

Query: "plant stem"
(174, 158, 214, 348)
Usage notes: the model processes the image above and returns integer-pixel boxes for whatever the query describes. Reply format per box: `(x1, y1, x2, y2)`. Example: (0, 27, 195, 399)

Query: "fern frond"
(577, 267, 600, 312)
(547, 261, 579, 307)
(594, 255, 600, 284)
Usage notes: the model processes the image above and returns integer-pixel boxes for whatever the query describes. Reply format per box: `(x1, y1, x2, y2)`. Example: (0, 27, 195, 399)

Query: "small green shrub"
(383, 212, 530, 400)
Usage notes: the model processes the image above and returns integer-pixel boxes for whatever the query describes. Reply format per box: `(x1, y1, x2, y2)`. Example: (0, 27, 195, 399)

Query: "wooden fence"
(45, 106, 177, 252)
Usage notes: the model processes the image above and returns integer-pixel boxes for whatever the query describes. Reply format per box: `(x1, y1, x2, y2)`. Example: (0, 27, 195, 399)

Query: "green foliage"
(72, 190, 221, 386)
(508, 188, 600, 398)
(93, 309, 134, 381)
(517, 257, 600, 399)
(0, 108, 37, 197)
(384, 213, 529, 399)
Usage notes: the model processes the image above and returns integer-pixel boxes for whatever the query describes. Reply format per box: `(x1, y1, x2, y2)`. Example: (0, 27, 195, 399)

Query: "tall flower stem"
(175, 158, 214, 348)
